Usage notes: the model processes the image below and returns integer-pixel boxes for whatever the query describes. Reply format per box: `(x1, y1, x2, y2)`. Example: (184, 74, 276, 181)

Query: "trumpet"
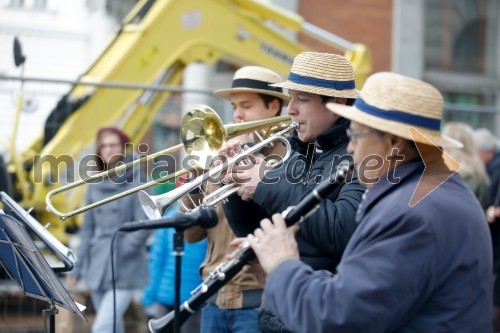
(138, 122, 298, 220)
(45, 105, 291, 220)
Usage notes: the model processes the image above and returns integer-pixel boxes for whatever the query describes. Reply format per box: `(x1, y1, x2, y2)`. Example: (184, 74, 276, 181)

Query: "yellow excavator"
(1, 0, 372, 243)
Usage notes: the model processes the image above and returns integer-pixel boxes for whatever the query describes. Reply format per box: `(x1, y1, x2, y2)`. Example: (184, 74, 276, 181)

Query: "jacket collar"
(290, 117, 350, 154)
(356, 157, 425, 222)
(316, 117, 349, 150)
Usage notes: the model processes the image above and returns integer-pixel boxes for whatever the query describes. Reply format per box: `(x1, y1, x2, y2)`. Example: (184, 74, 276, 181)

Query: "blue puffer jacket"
(143, 204, 207, 306)
(224, 118, 364, 272)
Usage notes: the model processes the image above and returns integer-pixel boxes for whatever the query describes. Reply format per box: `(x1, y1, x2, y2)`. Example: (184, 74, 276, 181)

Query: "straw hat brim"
(326, 102, 463, 149)
(271, 81, 359, 99)
(214, 88, 290, 105)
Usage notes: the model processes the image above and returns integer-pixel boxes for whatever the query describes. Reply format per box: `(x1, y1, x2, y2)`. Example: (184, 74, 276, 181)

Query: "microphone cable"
(110, 231, 119, 333)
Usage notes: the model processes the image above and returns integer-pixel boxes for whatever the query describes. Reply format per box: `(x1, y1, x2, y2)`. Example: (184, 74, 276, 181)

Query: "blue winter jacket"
(143, 204, 207, 306)
(265, 157, 492, 333)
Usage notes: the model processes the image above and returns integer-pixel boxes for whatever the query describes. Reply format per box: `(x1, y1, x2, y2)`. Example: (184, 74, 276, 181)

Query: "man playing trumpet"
(220, 52, 365, 332)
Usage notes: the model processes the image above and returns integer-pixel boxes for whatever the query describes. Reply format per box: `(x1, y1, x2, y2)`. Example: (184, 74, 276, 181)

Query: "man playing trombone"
(220, 52, 365, 332)
(182, 66, 290, 333)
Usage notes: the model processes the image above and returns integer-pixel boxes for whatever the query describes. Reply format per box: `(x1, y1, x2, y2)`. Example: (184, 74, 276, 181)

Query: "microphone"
(119, 207, 218, 232)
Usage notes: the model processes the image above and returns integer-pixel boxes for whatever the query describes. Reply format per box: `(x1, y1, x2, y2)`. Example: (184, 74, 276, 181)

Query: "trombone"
(45, 105, 291, 220)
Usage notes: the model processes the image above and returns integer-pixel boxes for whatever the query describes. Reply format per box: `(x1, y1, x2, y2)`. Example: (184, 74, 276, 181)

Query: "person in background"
(474, 128, 500, 331)
(143, 200, 207, 333)
(67, 127, 150, 333)
(443, 122, 490, 209)
(488, 187, 500, 224)
(473, 128, 500, 203)
(183, 66, 290, 333)
(245, 72, 492, 332)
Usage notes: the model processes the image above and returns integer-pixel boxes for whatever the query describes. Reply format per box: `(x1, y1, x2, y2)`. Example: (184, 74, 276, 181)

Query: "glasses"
(346, 129, 375, 144)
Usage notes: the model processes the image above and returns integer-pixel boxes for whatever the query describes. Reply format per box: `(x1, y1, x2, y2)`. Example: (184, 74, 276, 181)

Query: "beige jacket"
(184, 187, 261, 309)
(183, 143, 286, 309)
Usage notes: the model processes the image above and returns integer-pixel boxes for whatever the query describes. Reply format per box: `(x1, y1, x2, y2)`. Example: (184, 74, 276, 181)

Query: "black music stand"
(0, 211, 86, 333)
(0, 191, 77, 272)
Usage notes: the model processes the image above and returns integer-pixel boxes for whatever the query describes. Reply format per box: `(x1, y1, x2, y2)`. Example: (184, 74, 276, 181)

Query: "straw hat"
(214, 66, 290, 104)
(326, 72, 462, 148)
(270, 52, 358, 99)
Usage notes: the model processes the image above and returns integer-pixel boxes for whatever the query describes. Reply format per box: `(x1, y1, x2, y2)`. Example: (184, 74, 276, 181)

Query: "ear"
(387, 134, 406, 150)
(331, 97, 348, 105)
(269, 98, 281, 117)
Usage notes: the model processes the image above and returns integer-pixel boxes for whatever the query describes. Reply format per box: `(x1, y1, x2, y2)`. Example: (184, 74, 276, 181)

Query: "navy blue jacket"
(265, 157, 492, 333)
(224, 118, 364, 271)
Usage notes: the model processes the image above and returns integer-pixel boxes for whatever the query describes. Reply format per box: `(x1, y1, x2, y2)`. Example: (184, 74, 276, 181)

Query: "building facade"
(302, 0, 500, 133)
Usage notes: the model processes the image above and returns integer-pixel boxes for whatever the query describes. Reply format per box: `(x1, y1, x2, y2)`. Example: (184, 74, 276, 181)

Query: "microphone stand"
(173, 229, 185, 333)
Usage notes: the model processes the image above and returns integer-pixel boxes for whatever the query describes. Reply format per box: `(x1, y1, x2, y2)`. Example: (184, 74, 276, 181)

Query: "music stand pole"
(173, 229, 184, 333)
(42, 304, 58, 333)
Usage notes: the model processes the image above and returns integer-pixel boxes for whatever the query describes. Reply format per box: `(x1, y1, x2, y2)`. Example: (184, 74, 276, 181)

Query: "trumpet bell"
(138, 190, 163, 220)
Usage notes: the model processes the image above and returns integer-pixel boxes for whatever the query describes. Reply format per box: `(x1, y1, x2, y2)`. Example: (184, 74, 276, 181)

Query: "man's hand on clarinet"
(228, 238, 267, 288)
(248, 214, 300, 274)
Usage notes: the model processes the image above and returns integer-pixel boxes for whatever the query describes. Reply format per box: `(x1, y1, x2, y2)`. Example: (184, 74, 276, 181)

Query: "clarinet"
(148, 161, 354, 333)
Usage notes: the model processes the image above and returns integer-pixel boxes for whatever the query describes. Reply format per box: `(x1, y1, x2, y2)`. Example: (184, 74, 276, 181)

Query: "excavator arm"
(10, 0, 371, 241)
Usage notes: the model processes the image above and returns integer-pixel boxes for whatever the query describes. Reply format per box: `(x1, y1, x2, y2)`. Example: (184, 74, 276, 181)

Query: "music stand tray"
(0, 211, 86, 332)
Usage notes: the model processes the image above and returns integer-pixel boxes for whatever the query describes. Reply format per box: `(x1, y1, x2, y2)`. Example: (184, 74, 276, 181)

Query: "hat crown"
(360, 72, 443, 120)
(270, 52, 358, 99)
(232, 66, 284, 84)
(326, 72, 462, 149)
(213, 66, 290, 103)
(290, 52, 355, 82)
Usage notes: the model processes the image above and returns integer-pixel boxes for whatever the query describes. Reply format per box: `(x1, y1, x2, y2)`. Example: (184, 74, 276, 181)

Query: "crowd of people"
(65, 51, 500, 333)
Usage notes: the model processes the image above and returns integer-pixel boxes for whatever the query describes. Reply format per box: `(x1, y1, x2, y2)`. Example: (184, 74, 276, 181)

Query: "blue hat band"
(354, 98, 441, 131)
(288, 72, 355, 91)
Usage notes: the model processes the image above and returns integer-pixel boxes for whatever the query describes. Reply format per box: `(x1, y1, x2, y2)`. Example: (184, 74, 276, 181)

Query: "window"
(424, 0, 499, 132)
(424, 0, 494, 74)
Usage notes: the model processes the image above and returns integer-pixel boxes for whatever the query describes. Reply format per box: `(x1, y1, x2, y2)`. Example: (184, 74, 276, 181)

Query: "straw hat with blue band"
(270, 52, 359, 99)
(326, 72, 462, 149)
(214, 66, 290, 104)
